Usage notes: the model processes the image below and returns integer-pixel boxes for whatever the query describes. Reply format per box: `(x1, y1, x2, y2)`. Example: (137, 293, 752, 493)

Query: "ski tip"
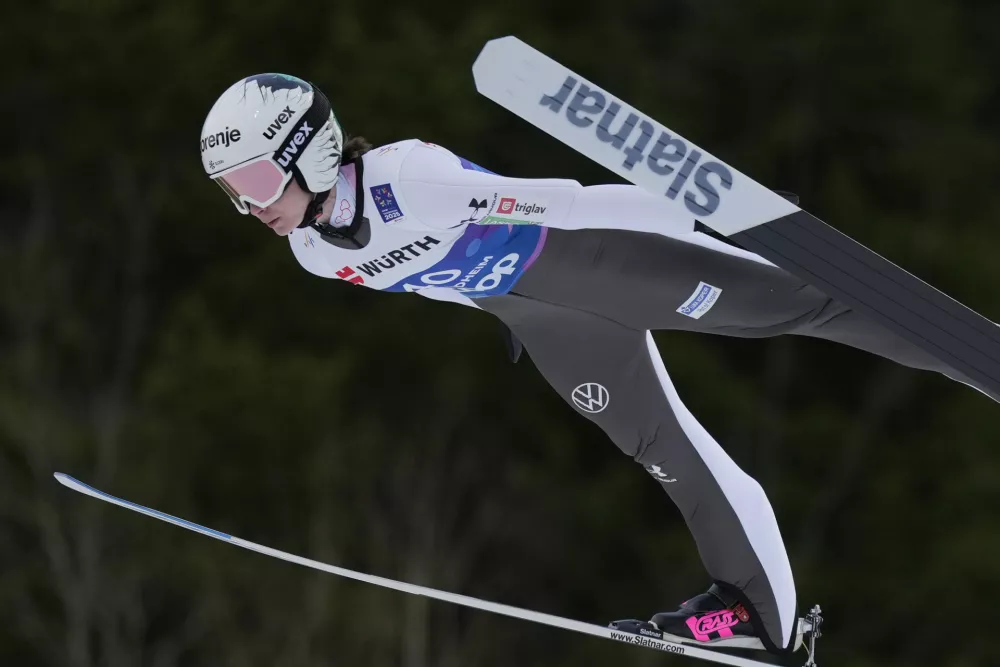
(472, 35, 528, 92)
(53, 472, 87, 493)
(477, 35, 521, 53)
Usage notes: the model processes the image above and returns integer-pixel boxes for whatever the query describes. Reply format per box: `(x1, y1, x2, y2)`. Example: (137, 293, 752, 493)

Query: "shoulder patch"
(370, 183, 405, 224)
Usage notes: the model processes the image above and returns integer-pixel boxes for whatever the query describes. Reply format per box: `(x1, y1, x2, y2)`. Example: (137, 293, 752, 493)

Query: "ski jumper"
(287, 139, 994, 651)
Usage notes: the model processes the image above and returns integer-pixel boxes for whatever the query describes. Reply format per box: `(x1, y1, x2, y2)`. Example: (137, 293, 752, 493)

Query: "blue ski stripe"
(54, 473, 232, 540)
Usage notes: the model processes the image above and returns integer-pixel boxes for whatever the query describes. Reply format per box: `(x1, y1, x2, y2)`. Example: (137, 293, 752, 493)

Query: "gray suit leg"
(514, 227, 999, 402)
(479, 294, 797, 650)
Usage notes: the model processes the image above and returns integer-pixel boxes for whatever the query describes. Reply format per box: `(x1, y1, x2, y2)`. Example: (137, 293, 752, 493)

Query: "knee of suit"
(631, 433, 674, 468)
(594, 414, 688, 465)
(629, 439, 683, 485)
(592, 419, 664, 461)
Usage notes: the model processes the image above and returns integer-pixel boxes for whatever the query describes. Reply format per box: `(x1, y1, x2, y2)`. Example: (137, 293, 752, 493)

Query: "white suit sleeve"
(397, 143, 695, 236)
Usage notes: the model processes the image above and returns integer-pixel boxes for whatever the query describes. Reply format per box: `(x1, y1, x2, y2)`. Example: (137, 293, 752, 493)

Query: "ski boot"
(611, 583, 777, 652)
(611, 589, 824, 665)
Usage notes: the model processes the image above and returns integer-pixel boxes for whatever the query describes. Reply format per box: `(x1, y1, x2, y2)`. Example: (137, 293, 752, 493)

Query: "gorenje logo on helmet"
(262, 106, 297, 140)
(200, 127, 241, 153)
(276, 122, 314, 168)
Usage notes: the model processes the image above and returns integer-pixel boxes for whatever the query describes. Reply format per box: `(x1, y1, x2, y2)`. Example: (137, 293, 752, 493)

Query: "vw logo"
(572, 383, 609, 414)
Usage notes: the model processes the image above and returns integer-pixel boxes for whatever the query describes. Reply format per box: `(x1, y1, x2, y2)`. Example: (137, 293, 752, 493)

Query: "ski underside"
(54, 473, 823, 666)
(472, 35, 1000, 401)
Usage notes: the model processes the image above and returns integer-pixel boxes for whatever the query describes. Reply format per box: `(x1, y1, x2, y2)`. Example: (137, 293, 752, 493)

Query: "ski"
(55, 472, 822, 666)
(472, 36, 1000, 400)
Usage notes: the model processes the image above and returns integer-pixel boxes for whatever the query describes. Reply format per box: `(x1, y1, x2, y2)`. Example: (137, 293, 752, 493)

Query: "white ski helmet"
(200, 73, 344, 215)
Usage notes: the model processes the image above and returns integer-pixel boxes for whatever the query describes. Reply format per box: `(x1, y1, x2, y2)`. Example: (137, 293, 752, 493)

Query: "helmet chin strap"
(298, 189, 331, 229)
(294, 159, 366, 248)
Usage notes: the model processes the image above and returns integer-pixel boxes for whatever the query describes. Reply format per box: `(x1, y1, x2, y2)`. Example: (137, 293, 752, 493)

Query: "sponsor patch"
(646, 464, 676, 484)
(262, 105, 296, 140)
(386, 223, 546, 298)
(571, 382, 609, 413)
(687, 609, 740, 642)
(480, 196, 547, 225)
(370, 184, 404, 223)
(200, 127, 241, 153)
(336, 266, 365, 285)
(460, 193, 498, 225)
(276, 121, 314, 167)
(609, 632, 686, 655)
(676, 282, 722, 319)
(352, 236, 441, 278)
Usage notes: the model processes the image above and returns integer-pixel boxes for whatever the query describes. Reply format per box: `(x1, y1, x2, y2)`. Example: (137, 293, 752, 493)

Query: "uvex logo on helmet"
(200, 127, 241, 153)
(276, 122, 314, 168)
(262, 106, 297, 140)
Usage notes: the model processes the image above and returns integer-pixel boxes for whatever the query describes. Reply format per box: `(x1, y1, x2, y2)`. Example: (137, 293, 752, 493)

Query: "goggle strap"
(214, 178, 248, 212)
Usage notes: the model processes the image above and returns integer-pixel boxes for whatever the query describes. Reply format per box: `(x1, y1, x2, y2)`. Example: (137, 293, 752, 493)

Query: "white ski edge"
(471, 35, 800, 237)
(55, 472, 786, 667)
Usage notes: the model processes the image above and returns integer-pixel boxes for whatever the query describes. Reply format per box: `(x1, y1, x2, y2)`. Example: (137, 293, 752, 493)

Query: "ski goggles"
(211, 155, 293, 214)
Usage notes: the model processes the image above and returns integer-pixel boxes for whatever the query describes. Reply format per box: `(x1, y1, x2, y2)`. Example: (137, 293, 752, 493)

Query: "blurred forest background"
(3, 1, 1000, 666)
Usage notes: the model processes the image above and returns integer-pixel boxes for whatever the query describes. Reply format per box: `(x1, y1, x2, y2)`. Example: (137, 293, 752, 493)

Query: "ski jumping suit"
(287, 139, 995, 651)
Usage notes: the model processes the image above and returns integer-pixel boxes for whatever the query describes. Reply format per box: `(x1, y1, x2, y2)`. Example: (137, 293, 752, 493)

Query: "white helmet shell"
(200, 73, 343, 195)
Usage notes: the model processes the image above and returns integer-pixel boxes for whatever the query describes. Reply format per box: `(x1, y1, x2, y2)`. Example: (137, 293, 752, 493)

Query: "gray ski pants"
(478, 227, 992, 651)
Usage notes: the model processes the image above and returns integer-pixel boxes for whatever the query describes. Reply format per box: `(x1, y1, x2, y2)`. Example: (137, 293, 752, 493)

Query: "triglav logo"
(497, 197, 546, 217)
(262, 105, 297, 140)
(572, 383, 609, 413)
(200, 127, 241, 153)
(478, 196, 547, 225)
(539, 77, 733, 216)
(277, 122, 314, 167)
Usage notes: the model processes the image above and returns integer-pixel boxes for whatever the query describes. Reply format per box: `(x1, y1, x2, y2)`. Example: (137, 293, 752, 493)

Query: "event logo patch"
(370, 184, 404, 223)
